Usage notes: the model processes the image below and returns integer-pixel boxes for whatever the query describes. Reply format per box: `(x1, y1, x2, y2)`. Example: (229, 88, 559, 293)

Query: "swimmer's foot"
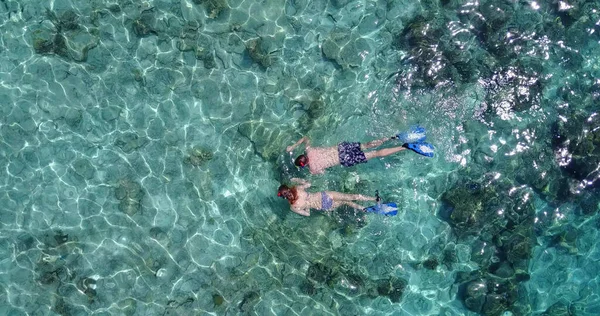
(393, 125, 427, 143)
(402, 142, 435, 158)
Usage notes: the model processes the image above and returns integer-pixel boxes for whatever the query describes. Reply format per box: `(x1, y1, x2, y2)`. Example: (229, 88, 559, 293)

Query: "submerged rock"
(30, 10, 98, 62)
(441, 178, 534, 240)
(392, 13, 492, 88)
(114, 132, 149, 154)
(490, 262, 514, 279)
(54, 10, 80, 31)
(306, 262, 335, 284)
(193, 0, 228, 19)
(77, 277, 97, 299)
(505, 237, 532, 264)
(458, 275, 518, 316)
(32, 28, 56, 54)
(376, 277, 407, 303)
(132, 15, 157, 38)
(552, 109, 600, 188)
(115, 179, 144, 216)
(299, 280, 317, 295)
(212, 293, 224, 306)
(237, 120, 294, 163)
(393, 16, 450, 88)
(473, 1, 514, 61)
(541, 301, 578, 316)
(322, 28, 371, 69)
(238, 291, 259, 313)
(422, 257, 439, 270)
(184, 146, 213, 167)
(441, 175, 534, 315)
(53, 231, 69, 245)
(463, 279, 487, 313)
(336, 273, 364, 295)
(246, 37, 278, 68)
(482, 64, 543, 115)
(440, 183, 497, 237)
(483, 293, 508, 316)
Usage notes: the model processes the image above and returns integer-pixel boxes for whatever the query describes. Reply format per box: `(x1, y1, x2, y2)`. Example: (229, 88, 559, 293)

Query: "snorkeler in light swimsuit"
(277, 178, 375, 216)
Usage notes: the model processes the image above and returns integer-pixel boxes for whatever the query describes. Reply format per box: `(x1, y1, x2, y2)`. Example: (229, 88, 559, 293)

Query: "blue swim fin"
(394, 125, 426, 143)
(363, 191, 398, 216)
(364, 202, 398, 216)
(403, 142, 434, 157)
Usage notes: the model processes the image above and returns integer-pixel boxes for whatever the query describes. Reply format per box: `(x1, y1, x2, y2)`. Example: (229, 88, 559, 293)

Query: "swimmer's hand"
(287, 137, 310, 153)
(291, 178, 307, 184)
(291, 178, 311, 188)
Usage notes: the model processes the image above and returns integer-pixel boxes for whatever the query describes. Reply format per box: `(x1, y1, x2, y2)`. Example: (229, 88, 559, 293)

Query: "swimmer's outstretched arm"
(286, 137, 310, 152)
(292, 207, 310, 216)
(291, 178, 311, 189)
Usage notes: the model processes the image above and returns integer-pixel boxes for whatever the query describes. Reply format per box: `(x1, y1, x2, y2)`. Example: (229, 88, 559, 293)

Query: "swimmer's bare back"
(305, 147, 339, 174)
(286, 137, 340, 174)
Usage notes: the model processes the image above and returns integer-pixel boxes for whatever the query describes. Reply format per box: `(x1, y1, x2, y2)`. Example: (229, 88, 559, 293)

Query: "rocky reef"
(550, 108, 600, 215)
(321, 28, 372, 70)
(193, 0, 229, 19)
(303, 259, 409, 303)
(115, 178, 145, 216)
(440, 177, 535, 315)
(184, 146, 213, 167)
(30, 9, 98, 62)
(552, 110, 600, 189)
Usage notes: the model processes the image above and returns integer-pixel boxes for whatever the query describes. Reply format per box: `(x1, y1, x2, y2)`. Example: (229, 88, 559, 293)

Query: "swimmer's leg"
(364, 146, 408, 160)
(327, 192, 375, 201)
(360, 137, 393, 150)
(334, 201, 367, 211)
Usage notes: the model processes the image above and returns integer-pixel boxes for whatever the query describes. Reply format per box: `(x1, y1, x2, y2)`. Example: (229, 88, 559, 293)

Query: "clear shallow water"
(0, 0, 599, 315)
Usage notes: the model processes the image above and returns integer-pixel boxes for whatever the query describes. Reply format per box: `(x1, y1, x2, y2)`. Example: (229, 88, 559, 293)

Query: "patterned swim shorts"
(338, 142, 367, 167)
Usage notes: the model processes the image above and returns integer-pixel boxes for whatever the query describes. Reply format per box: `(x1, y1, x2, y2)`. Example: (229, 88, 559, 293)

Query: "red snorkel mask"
(295, 154, 308, 168)
(278, 185, 293, 201)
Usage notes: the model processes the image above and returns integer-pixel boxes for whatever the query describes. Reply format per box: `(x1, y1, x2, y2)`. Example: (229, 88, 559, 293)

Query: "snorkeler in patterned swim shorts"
(285, 137, 401, 175)
(277, 178, 375, 216)
(286, 137, 429, 175)
(286, 126, 434, 175)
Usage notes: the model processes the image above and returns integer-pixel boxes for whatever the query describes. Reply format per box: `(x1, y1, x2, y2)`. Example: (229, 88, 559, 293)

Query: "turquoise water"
(1, 0, 599, 315)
